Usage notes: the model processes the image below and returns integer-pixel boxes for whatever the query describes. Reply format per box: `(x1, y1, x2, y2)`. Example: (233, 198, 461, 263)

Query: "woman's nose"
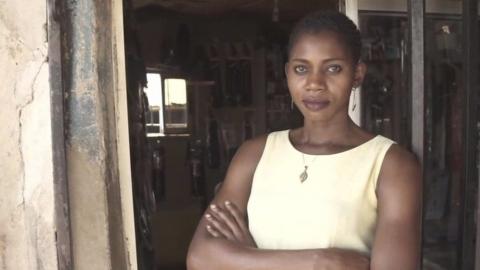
(306, 72, 325, 91)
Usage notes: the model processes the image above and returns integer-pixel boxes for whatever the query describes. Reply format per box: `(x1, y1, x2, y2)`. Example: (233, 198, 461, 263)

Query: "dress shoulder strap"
(371, 135, 396, 188)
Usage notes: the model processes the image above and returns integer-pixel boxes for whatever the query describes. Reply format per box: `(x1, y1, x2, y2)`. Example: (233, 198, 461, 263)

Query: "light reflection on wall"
(144, 73, 164, 135)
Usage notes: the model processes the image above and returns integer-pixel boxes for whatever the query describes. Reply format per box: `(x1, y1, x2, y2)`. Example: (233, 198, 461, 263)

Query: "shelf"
(267, 109, 289, 113)
(187, 81, 216, 87)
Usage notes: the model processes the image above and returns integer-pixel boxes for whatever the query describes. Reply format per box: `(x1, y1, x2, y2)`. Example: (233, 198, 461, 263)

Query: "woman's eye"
(294, 66, 307, 74)
(327, 65, 342, 73)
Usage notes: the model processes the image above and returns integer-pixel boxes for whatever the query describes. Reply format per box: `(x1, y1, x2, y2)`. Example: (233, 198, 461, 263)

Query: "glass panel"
(359, 13, 410, 146)
(423, 11, 464, 269)
(164, 78, 188, 129)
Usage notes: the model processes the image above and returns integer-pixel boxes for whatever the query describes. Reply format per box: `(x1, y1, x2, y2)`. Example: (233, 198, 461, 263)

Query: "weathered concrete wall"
(0, 0, 58, 270)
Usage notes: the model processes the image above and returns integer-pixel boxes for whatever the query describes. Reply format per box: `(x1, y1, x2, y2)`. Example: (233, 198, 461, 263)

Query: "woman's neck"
(296, 116, 359, 146)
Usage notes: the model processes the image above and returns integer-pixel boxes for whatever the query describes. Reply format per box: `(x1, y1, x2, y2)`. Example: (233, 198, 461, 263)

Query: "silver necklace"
(300, 154, 317, 183)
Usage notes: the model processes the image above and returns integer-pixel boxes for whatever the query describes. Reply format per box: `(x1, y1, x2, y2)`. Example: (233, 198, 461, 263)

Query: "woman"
(187, 11, 421, 270)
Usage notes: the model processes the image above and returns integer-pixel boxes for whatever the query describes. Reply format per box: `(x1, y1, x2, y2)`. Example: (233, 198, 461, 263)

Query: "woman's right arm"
(186, 135, 368, 270)
(186, 135, 318, 270)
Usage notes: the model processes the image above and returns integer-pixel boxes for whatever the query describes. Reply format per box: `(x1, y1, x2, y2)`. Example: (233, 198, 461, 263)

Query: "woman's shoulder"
(239, 129, 290, 154)
(220, 134, 270, 193)
(353, 128, 421, 190)
(365, 128, 419, 176)
(377, 142, 422, 192)
(383, 143, 419, 168)
(237, 133, 269, 159)
(234, 130, 292, 167)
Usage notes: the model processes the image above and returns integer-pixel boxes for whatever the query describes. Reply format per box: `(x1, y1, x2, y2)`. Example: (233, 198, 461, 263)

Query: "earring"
(352, 87, 357, 112)
(291, 99, 294, 111)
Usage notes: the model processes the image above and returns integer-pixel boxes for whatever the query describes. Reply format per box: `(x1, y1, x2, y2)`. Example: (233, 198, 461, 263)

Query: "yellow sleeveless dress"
(247, 130, 395, 254)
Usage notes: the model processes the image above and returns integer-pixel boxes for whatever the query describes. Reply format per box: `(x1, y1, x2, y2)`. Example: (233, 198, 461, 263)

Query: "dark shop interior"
(121, 1, 480, 269)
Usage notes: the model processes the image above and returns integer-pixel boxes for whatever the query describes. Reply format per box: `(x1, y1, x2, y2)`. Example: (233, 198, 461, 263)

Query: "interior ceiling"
(133, 0, 337, 20)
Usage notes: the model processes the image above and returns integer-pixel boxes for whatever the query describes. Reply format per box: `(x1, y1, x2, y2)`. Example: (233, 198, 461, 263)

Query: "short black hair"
(288, 11, 362, 64)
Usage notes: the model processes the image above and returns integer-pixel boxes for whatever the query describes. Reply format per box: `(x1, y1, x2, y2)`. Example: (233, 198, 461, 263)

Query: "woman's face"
(286, 31, 366, 123)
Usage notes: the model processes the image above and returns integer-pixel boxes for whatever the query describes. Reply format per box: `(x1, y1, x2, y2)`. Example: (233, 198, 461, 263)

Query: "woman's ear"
(284, 62, 289, 78)
(353, 61, 367, 88)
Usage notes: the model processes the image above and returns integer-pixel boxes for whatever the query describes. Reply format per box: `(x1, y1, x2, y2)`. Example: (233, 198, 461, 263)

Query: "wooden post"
(407, 0, 424, 269)
(460, 0, 479, 268)
(408, 0, 425, 163)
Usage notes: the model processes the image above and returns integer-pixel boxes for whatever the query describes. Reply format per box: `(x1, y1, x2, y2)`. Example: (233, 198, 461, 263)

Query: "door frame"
(48, 0, 478, 269)
(47, 0, 137, 269)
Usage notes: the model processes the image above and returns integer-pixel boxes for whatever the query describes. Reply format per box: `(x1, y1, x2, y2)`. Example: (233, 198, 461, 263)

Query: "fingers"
(208, 204, 243, 240)
(206, 224, 221, 238)
(224, 201, 249, 232)
(224, 201, 257, 248)
(205, 212, 235, 241)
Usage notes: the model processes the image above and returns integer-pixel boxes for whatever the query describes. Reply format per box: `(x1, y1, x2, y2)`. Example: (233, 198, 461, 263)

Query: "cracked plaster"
(0, 0, 57, 269)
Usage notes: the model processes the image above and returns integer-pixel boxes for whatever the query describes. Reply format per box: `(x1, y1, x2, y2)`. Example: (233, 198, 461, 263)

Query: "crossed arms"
(187, 135, 422, 270)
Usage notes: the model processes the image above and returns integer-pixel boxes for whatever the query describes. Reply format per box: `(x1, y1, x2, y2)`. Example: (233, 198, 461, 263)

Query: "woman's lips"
(302, 100, 330, 111)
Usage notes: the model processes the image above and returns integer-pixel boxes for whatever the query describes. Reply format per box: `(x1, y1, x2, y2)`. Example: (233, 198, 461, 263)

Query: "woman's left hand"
(204, 201, 257, 248)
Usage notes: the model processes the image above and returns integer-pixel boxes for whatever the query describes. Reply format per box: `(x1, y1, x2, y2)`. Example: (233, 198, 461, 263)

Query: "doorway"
(122, 1, 338, 269)
(47, 0, 479, 269)
(118, 1, 480, 270)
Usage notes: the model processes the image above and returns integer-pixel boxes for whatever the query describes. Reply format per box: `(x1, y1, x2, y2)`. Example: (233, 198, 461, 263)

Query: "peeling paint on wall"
(61, 0, 130, 269)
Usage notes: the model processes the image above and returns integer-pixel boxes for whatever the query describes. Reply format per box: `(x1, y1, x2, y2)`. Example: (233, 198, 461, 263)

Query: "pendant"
(299, 166, 308, 183)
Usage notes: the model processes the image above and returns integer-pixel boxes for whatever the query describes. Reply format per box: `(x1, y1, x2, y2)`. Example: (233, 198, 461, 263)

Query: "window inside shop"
(144, 72, 189, 136)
